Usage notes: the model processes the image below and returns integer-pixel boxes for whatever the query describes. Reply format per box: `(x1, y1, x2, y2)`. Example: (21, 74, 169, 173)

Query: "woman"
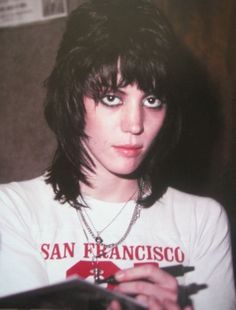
(0, 0, 235, 309)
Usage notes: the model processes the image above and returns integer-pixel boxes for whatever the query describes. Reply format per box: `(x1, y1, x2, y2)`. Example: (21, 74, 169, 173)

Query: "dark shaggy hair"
(44, 0, 193, 208)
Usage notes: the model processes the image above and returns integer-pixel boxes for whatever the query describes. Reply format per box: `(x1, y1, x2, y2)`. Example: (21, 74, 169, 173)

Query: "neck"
(80, 174, 139, 203)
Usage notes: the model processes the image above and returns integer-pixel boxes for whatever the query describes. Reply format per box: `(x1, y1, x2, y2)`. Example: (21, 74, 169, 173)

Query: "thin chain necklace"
(76, 181, 145, 248)
(81, 190, 137, 245)
(78, 200, 142, 248)
(77, 214, 103, 282)
(76, 181, 145, 282)
(77, 199, 142, 283)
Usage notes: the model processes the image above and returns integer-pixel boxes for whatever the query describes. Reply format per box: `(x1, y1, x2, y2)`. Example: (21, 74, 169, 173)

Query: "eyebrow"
(112, 89, 126, 95)
(113, 88, 154, 97)
(99, 88, 127, 97)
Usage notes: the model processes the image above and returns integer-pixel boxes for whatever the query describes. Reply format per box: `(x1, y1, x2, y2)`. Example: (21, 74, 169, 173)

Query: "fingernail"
(115, 271, 125, 280)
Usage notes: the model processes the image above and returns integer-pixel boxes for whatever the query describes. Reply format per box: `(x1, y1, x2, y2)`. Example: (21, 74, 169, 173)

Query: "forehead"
(83, 59, 166, 99)
(105, 82, 146, 95)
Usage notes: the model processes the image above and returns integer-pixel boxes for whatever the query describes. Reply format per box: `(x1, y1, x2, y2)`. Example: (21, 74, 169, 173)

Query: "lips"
(112, 145, 143, 157)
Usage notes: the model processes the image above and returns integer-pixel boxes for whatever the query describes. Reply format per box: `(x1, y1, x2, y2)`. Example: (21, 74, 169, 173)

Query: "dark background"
(0, 0, 235, 273)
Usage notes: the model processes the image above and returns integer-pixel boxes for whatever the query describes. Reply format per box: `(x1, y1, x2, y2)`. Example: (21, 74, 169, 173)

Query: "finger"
(147, 295, 165, 310)
(136, 294, 149, 307)
(163, 299, 181, 310)
(136, 294, 164, 310)
(115, 264, 178, 291)
(136, 294, 182, 310)
(106, 300, 122, 310)
(116, 280, 177, 303)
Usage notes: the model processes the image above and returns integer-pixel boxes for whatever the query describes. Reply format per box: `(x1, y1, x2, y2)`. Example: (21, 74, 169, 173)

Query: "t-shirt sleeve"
(187, 198, 236, 310)
(0, 186, 49, 297)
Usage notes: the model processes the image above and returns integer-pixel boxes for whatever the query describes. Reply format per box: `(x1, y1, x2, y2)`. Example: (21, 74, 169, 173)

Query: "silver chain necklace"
(78, 200, 142, 249)
(76, 181, 145, 282)
(80, 190, 137, 245)
(77, 201, 142, 283)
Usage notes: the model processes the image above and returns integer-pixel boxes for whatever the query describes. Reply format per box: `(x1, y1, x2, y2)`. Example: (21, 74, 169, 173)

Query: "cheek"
(84, 108, 112, 139)
(146, 110, 166, 138)
(85, 119, 110, 145)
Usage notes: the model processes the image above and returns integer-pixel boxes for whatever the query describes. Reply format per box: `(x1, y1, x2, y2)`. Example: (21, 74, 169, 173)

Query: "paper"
(0, 0, 68, 28)
(0, 276, 147, 309)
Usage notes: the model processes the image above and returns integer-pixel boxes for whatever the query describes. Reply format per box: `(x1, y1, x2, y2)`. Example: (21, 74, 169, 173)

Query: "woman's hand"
(108, 264, 193, 310)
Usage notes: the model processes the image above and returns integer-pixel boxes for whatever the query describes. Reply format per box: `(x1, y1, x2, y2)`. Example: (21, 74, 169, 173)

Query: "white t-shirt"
(0, 176, 235, 310)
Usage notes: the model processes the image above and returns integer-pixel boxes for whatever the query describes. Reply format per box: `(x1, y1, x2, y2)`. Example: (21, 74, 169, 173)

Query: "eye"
(100, 94, 122, 107)
(143, 95, 163, 109)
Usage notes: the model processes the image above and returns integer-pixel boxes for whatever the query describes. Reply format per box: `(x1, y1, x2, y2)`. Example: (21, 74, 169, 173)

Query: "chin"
(108, 163, 141, 177)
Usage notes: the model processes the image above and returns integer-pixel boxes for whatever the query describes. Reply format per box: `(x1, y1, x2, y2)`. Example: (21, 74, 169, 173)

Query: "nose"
(121, 102, 144, 134)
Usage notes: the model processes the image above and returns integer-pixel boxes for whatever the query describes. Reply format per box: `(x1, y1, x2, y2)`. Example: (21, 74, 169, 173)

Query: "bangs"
(83, 52, 169, 101)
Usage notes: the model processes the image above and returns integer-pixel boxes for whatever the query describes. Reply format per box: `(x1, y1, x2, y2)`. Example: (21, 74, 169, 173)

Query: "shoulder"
(160, 187, 229, 233)
(0, 176, 77, 234)
(0, 176, 56, 221)
(162, 187, 224, 214)
(0, 175, 49, 193)
(0, 175, 53, 204)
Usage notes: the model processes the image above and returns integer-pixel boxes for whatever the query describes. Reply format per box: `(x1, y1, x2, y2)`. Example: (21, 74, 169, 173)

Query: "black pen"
(178, 283, 208, 308)
(95, 264, 195, 285)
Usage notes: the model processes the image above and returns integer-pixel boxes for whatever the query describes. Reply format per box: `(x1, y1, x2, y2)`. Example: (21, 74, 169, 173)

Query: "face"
(82, 83, 166, 178)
